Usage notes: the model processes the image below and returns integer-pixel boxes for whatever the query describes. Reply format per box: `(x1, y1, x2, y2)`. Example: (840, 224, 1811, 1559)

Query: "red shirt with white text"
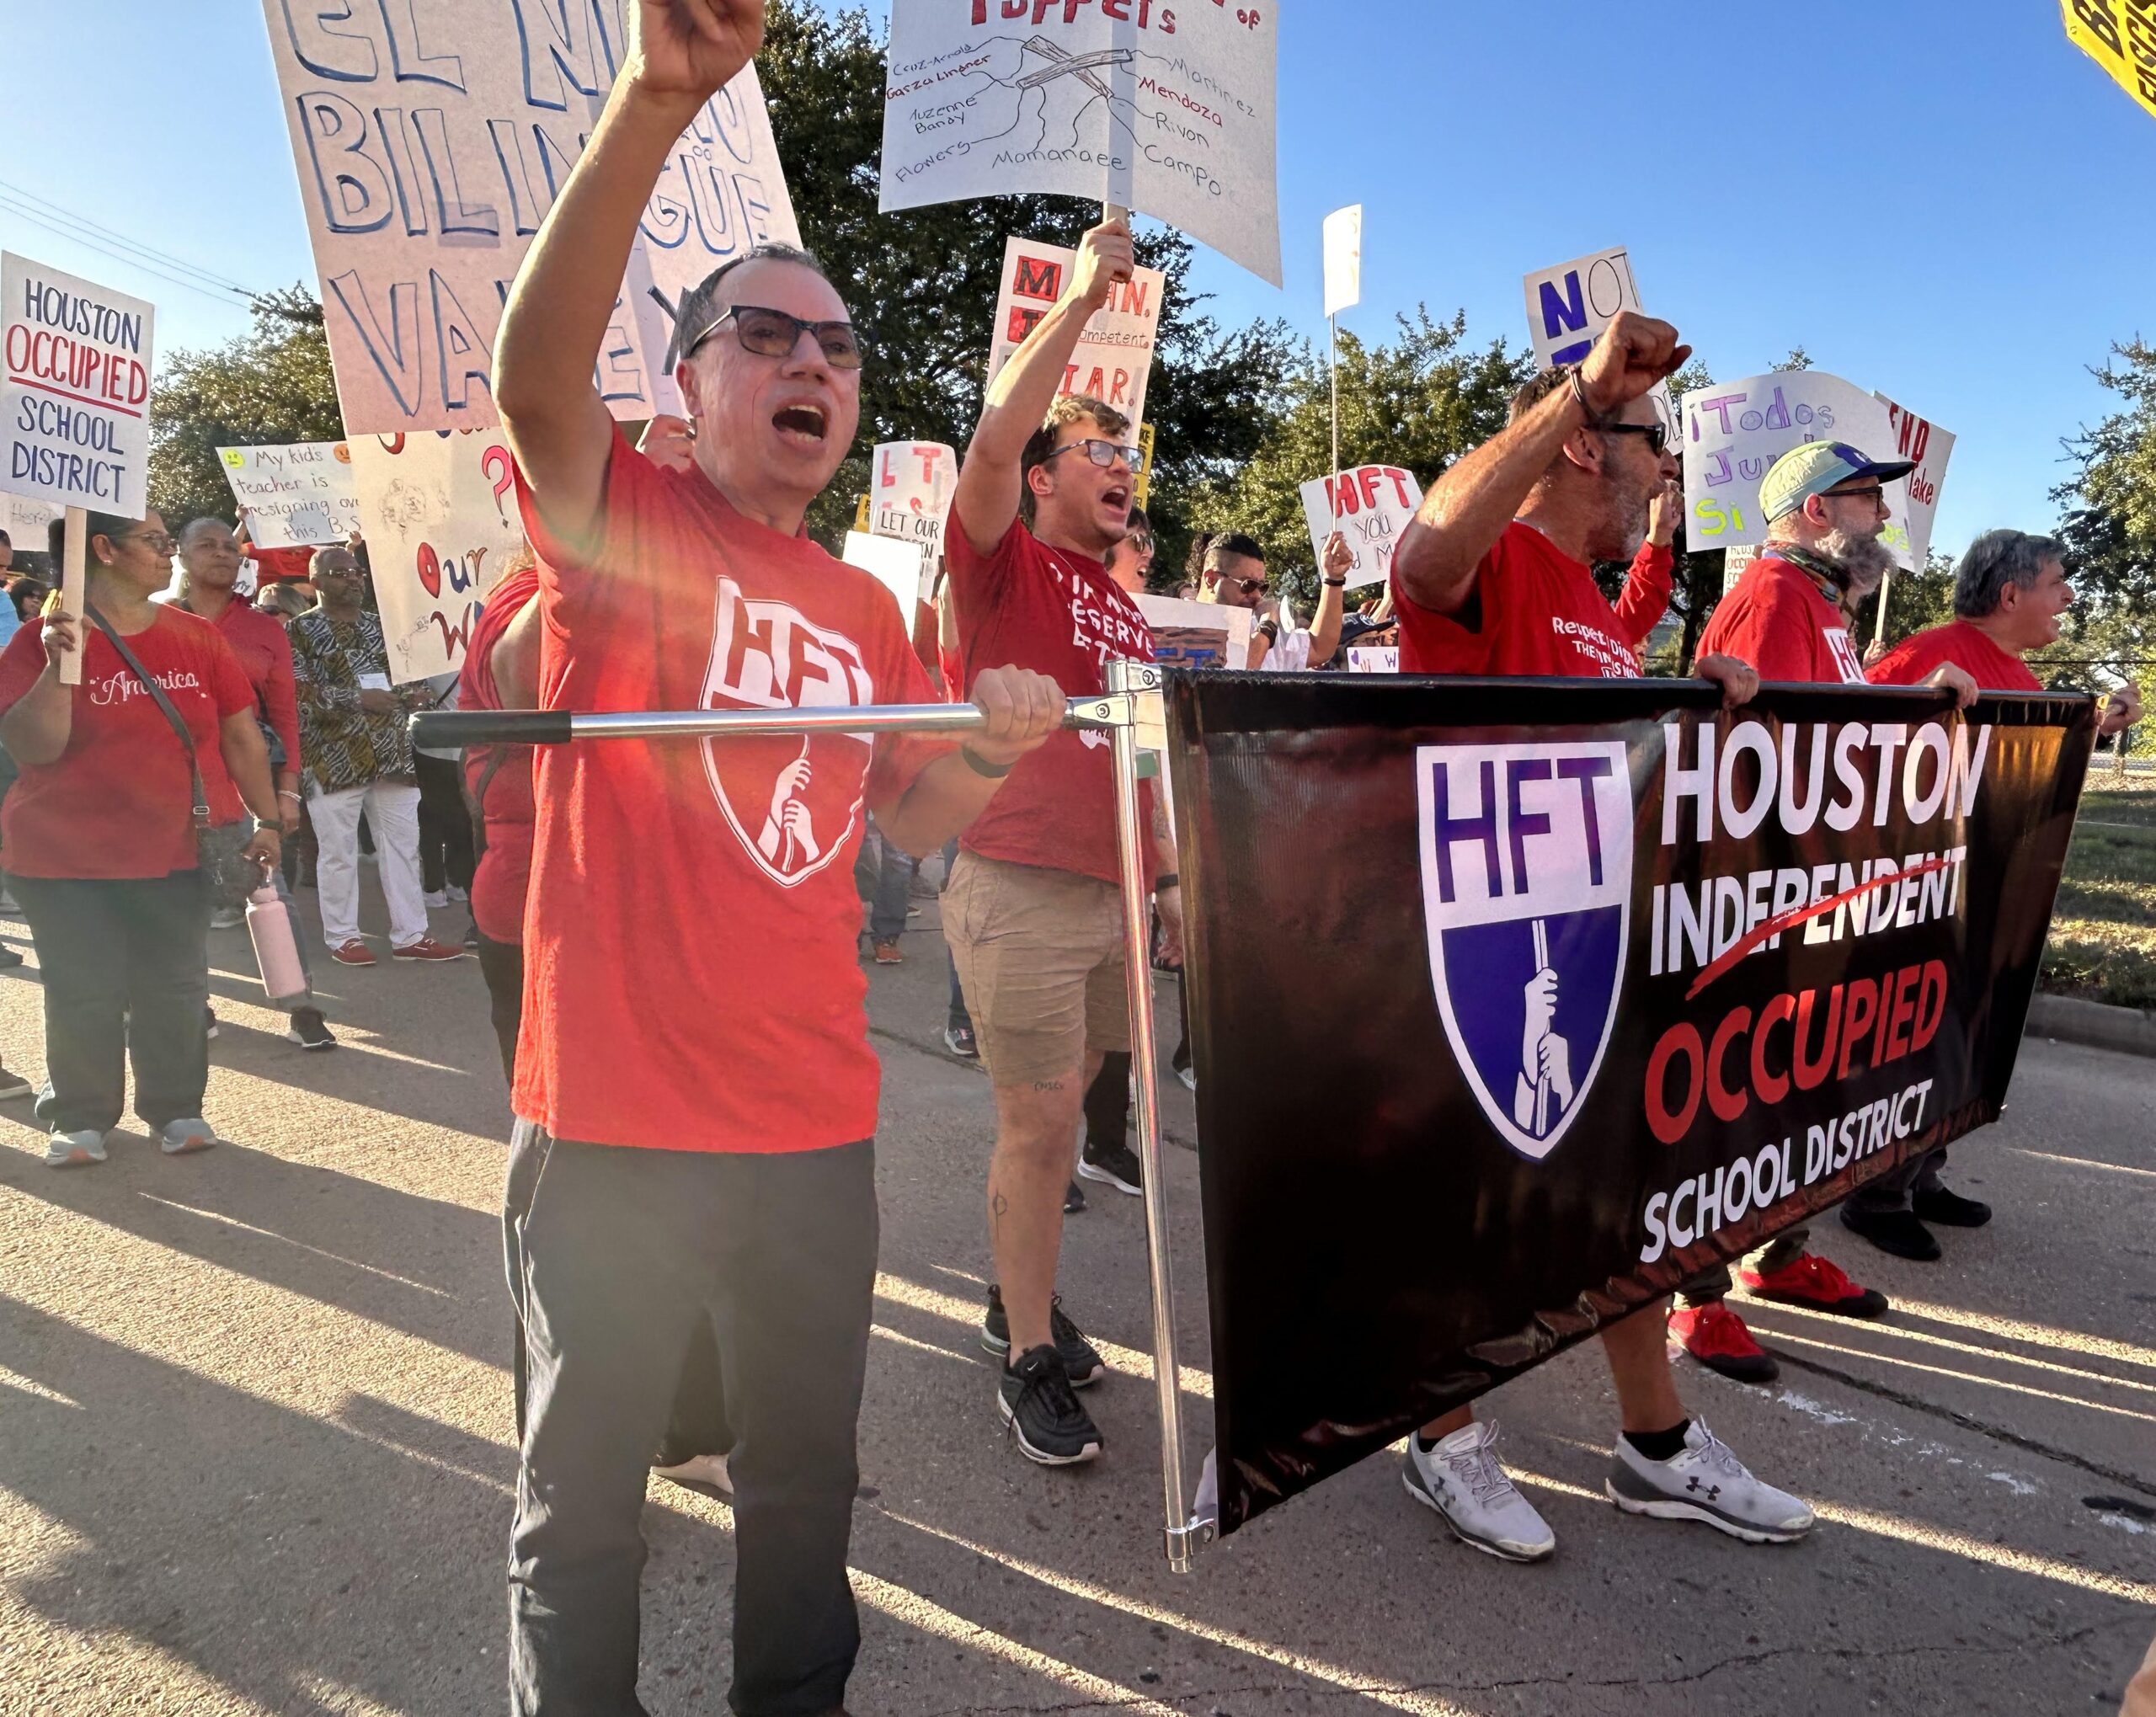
(1394, 520, 1641, 677)
(1697, 554, 1868, 684)
(0, 609, 252, 877)
(944, 509, 1154, 884)
(515, 430, 951, 1154)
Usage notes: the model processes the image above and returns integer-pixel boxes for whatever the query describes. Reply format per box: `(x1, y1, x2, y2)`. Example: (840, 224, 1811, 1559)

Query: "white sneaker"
(159, 1117, 219, 1156)
(1401, 1419, 1556, 1562)
(652, 1452, 733, 1496)
(45, 1128, 107, 1168)
(210, 906, 246, 930)
(423, 889, 449, 909)
(1176, 1064, 1197, 1093)
(1606, 1421, 1814, 1543)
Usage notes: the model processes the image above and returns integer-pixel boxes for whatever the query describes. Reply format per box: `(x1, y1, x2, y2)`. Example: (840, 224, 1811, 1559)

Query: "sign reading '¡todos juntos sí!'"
(3, 253, 156, 520)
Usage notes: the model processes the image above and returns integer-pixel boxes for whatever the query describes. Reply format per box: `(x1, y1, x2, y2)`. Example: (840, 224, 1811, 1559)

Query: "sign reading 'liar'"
(256, 0, 798, 435)
(986, 237, 1165, 434)
(3, 252, 156, 520)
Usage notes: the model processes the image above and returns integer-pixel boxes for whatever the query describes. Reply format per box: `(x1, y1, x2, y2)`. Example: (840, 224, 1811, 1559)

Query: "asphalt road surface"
(0, 882, 2150, 1716)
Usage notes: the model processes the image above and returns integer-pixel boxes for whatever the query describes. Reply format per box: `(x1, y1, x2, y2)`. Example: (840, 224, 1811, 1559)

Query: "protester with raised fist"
(1198, 530, 1348, 669)
(489, 3, 1064, 1709)
(944, 214, 1182, 1469)
(1385, 315, 1812, 1559)
(1612, 476, 1683, 648)
(1848, 528, 2142, 1259)
(0, 510, 279, 1166)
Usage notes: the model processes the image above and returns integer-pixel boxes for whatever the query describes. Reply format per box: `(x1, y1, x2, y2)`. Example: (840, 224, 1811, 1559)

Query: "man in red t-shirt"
(488, 8, 1064, 1711)
(1853, 528, 2142, 1259)
(1384, 316, 1821, 1560)
(943, 216, 1182, 1472)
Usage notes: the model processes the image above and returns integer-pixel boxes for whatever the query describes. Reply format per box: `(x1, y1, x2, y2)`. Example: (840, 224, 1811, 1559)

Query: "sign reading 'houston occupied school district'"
(880, 0, 1281, 285)
(3, 253, 156, 520)
(256, 0, 798, 435)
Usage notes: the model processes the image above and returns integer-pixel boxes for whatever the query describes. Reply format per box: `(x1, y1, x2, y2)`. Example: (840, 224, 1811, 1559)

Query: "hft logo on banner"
(257, 2, 798, 434)
(3, 253, 155, 520)
(987, 237, 1165, 433)
(880, 0, 1281, 285)
(1299, 465, 1422, 591)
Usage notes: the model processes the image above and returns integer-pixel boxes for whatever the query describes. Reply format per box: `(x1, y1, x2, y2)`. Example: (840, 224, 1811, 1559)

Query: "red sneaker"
(1738, 1251, 1889, 1319)
(1668, 1302, 1779, 1384)
(329, 939, 376, 967)
(872, 938, 904, 965)
(392, 936, 470, 962)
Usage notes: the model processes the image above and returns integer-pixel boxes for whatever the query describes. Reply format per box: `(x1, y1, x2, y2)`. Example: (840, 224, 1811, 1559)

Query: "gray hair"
(179, 516, 234, 547)
(1955, 529, 2066, 620)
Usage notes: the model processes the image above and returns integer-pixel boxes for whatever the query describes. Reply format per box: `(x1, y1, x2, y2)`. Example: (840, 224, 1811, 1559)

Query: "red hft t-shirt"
(1697, 554, 1868, 685)
(1394, 520, 1642, 677)
(0, 608, 253, 877)
(185, 597, 302, 769)
(457, 563, 542, 946)
(1868, 619, 2041, 693)
(943, 508, 1154, 885)
(247, 545, 318, 585)
(515, 429, 952, 1154)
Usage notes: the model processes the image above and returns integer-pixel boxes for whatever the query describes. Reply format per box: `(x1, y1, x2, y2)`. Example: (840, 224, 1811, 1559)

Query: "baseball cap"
(1759, 440, 1917, 524)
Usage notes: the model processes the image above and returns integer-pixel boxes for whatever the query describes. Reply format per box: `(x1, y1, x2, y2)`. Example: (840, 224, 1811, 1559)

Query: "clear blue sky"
(3, 0, 2151, 558)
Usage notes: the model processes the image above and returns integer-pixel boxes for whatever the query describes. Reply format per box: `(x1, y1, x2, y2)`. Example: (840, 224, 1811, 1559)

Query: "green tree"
(148, 287, 342, 531)
(757, 1, 1298, 553)
(1180, 310, 1532, 611)
(2053, 339, 2156, 611)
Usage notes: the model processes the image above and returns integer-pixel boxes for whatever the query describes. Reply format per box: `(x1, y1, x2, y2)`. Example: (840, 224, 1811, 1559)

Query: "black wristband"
(959, 744, 1015, 779)
(1322, 577, 1347, 588)
(1154, 872, 1180, 892)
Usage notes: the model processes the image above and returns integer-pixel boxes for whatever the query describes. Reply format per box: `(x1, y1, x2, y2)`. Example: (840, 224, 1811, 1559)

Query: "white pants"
(309, 778, 427, 949)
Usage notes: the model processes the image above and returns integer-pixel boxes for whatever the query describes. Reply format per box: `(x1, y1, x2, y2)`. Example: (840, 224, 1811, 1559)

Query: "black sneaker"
(1912, 1183, 1991, 1228)
(980, 1286, 1102, 1385)
(285, 1007, 339, 1051)
(1064, 1178, 1086, 1214)
(943, 1019, 978, 1058)
(1839, 1202, 1942, 1261)
(1078, 1138, 1144, 1197)
(998, 1344, 1102, 1465)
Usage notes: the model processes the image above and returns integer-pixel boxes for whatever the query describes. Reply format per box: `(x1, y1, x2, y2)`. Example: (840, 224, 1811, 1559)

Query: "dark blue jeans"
(13, 871, 209, 1133)
(862, 820, 914, 943)
(504, 1128, 878, 1717)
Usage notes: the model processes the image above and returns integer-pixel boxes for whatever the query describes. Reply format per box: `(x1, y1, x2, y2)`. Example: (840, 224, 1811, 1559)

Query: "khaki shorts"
(942, 851, 1130, 1085)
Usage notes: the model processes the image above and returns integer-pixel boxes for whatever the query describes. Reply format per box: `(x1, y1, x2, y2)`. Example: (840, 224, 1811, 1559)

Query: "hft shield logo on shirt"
(701, 577, 877, 888)
(1417, 741, 1632, 1161)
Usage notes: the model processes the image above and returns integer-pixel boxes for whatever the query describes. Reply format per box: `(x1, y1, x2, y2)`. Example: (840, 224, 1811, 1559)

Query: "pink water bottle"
(246, 885, 309, 1008)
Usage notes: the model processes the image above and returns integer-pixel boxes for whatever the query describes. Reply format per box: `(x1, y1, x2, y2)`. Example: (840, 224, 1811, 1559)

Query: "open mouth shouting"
(1100, 481, 1131, 515)
(771, 400, 830, 450)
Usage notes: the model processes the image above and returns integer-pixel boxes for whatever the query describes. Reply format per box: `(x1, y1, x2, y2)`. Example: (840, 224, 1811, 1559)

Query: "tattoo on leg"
(1032, 1079, 1065, 1092)
(990, 1190, 1007, 1241)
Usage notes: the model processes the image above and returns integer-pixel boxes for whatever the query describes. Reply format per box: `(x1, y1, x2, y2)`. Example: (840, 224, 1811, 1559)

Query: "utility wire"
(0, 185, 259, 307)
(0, 177, 257, 295)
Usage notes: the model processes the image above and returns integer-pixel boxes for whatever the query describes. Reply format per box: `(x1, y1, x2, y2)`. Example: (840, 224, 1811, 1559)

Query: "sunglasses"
(1598, 421, 1669, 456)
(1045, 437, 1143, 473)
(682, 304, 863, 369)
(1223, 575, 1266, 596)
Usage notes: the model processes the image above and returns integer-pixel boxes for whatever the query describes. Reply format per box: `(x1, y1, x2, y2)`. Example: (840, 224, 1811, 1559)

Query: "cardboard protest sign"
(256, 3, 798, 434)
(1298, 465, 1422, 592)
(843, 531, 930, 619)
(3, 253, 155, 520)
(1680, 371, 1935, 570)
(348, 431, 524, 683)
(217, 442, 360, 547)
(881, 0, 1280, 285)
(1346, 646, 1398, 674)
(1873, 392, 1956, 571)
(2061, 0, 2156, 121)
(3, 492, 59, 558)
(1522, 246, 1670, 435)
(1136, 593, 1251, 671)
(869, 442, 957, 559)
(986, 237, 1165, 433)
(1322, 205, 1361, 319)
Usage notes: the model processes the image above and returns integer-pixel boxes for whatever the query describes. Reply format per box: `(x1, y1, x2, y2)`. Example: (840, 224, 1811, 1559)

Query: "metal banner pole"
(1102, 659, 1199, 1572)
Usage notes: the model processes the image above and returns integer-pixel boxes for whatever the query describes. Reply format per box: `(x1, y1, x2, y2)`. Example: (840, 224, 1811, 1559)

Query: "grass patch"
(2043, 780, 2156, 1009)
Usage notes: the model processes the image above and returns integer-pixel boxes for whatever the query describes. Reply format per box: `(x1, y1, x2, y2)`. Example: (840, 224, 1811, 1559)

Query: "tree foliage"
(2053, 339, 2156, 611)
(1180, 311, 1531, 610)
(148, 286, 341, 531)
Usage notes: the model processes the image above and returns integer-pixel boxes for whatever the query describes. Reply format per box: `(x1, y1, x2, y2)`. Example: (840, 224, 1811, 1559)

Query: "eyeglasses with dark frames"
(1597, 421, 1669, 456)
(682, 304, 863, 369)
(1044, 437, 1143, 473)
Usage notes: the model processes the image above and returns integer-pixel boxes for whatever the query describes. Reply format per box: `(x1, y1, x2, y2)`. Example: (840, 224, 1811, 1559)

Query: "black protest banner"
(1166, 673, 2095, 1535)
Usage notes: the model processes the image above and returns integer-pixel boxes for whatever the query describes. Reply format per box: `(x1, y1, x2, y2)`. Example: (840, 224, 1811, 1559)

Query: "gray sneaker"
(159, 1117, 219, 1156)
(1606, 1421, 1813, 1544)
(45, 1128, 107, 1169)
(1402, 1418, 1556, 1562)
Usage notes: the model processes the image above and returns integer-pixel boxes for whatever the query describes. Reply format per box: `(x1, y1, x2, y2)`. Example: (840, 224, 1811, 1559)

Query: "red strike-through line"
(1683, 856, 1956, 1001)
(3, 376, 146, 419)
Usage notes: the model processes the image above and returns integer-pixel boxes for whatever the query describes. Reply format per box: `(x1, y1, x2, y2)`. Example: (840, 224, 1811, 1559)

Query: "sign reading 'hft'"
(257, 0, 798, 435)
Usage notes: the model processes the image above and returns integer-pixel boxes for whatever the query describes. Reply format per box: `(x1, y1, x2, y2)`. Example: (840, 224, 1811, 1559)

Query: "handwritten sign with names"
(881, 0, 1281, 285)
(256, 2, 797, 435)
(1299, 464, 1422, 592)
